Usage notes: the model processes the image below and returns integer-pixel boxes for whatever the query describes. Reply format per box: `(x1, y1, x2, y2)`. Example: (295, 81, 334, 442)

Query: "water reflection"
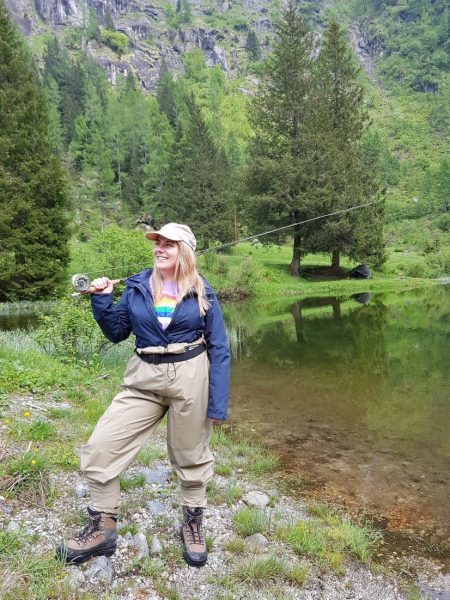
(0, 301, 54, 330)
(225, 285, 450, 548)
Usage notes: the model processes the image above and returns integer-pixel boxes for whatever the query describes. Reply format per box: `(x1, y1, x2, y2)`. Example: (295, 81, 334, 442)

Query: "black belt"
(135, 343, 205, 364)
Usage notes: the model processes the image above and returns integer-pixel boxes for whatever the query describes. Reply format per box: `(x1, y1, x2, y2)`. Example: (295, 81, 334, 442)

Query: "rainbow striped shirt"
(150, 278, 178, 330)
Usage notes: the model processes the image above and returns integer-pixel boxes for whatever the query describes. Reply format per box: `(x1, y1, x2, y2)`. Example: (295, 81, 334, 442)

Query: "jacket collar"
(124, 269, 152, 289)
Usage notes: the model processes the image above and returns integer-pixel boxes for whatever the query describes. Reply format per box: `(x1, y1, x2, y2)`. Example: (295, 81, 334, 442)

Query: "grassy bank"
(198, 243, 440, 300)
(0, 331, 399, 599)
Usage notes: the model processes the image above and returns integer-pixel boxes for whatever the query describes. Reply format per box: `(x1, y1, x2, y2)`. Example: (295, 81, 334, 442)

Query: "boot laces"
(74, 515, 101, 546)
(186, 514, 204, 545)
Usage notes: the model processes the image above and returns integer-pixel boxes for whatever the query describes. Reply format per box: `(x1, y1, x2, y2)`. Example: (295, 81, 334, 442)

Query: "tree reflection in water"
(224, 285, 450, 547)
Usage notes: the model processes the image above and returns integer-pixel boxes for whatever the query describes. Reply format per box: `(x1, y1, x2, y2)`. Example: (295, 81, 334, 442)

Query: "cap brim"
(145, 230, 183, 243)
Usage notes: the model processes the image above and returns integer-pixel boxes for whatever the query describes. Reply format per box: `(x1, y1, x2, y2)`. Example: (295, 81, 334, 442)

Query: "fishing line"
(73, 199, 381, 279)
(196, 200, 379, 256)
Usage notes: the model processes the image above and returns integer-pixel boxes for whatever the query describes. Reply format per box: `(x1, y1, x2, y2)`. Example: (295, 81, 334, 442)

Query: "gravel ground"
(2, 396, 448, 599)
(1, 432, 416, 600)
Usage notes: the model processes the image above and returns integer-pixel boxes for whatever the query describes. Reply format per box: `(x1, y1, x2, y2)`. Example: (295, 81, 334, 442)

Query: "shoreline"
(0, 396, 414, 599)
(0, 381, 447, 598)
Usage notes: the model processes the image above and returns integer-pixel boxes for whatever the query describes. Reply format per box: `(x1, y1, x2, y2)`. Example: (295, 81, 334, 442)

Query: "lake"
(0, 300, 54, 330)
(224, 283, 450, 564)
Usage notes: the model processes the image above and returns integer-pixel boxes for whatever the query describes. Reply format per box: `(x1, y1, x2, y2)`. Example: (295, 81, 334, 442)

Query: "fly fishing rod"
(70, 200, 380, 296)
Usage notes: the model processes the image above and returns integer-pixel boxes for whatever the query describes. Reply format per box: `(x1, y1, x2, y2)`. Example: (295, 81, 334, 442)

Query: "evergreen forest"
(0, 0, 449, 300)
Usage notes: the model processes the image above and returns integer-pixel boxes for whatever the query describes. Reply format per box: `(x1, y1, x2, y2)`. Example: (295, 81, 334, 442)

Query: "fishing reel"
(71, 273, 123, 297)
(71, 273, 92, 293)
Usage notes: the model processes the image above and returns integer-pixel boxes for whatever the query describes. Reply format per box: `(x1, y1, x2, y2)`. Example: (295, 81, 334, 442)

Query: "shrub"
(396, 257, 430, 278)
(426, 246, 450, 277)
(70, 223, 151, 276)
(33, 297, 108, 365)
(101, 29, 129, 55)
(200, 254, 260, 299)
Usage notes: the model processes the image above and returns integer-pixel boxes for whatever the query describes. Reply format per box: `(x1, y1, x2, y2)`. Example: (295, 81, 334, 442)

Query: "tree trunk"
(290, 232, 301, 276)
(331, 298, 342, 320)
(290, 301, 305, 342)
(331, 250, 340, 275)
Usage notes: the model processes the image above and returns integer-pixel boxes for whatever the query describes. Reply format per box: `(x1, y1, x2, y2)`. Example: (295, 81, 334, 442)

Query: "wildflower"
(23, 411, 31, 417)
(31, 459, 37, 465)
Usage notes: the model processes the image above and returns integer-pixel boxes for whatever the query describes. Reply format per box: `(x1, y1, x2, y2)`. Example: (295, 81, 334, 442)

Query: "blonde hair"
(151, 240, 210, 316)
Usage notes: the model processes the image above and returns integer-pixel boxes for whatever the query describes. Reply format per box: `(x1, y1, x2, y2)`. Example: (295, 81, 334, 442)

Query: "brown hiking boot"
(180, 506, 207, 567)
(55, 507, 117, 565)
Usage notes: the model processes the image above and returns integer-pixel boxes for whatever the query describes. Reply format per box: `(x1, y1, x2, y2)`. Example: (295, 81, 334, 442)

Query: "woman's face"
(153, 236, 179, 278)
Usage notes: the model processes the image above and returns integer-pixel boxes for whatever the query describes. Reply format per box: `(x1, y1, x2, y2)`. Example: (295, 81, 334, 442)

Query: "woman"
(56, 223, 230, 568)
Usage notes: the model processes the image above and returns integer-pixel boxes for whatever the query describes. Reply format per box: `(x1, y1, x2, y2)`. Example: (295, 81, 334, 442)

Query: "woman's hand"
(90, 277, 114, 294)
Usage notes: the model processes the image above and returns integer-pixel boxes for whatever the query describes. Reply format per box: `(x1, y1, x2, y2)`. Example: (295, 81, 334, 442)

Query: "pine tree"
(180, 0, 192, 24)
(60, 59, 86, 144)
(46, 77, 64, 155)
(156, 62, 179, 128)
(246, 1, 314, 275)
(306, 20, 385, 271)
(161, 95, 232, 247)
(246, 30, 261, 62)
(142, 98, 174, 214)
(0, 0, 70, 300)
(69, 77, 116, 222)
(85, 7, 100, 41)
(43, 36, 69, 90)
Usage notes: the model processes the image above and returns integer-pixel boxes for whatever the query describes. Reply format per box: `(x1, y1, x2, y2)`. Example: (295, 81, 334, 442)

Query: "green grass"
(214, 463, 233, 477)
(234, 555, 284, 583)
(248, 452, 280, 476)
(230, 555, 309, 592)
(136, 445, 166, 464)
(133, 556, 165, 577)
(223, 536, 246, 554)
(277, 509, 381, 573)
(120, 473, 146, 491)
(2, 453, 47, 494)
(0, 531, 23, 556)
(162, 544, 184, 568)
(200, 243, 437, 301)
(118, 523, 139, 536)
(209, 428, 281, 484)
(0, 554, 68, 600)
(225, 480, 244, 506)
(284, 564, 309, 585)
(232, 507, 270, 537)
(8, 418, 56, 442)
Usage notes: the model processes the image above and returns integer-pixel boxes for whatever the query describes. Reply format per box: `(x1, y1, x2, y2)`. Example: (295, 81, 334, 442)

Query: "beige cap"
(145, 223, 197, 251)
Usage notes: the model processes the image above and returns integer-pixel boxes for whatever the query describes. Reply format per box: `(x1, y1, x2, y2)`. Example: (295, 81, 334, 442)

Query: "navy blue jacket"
(90, 269, 230, 420)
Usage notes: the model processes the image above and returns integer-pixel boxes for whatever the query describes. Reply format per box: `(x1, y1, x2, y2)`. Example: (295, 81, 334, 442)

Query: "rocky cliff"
(5, 0, 275, 89)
